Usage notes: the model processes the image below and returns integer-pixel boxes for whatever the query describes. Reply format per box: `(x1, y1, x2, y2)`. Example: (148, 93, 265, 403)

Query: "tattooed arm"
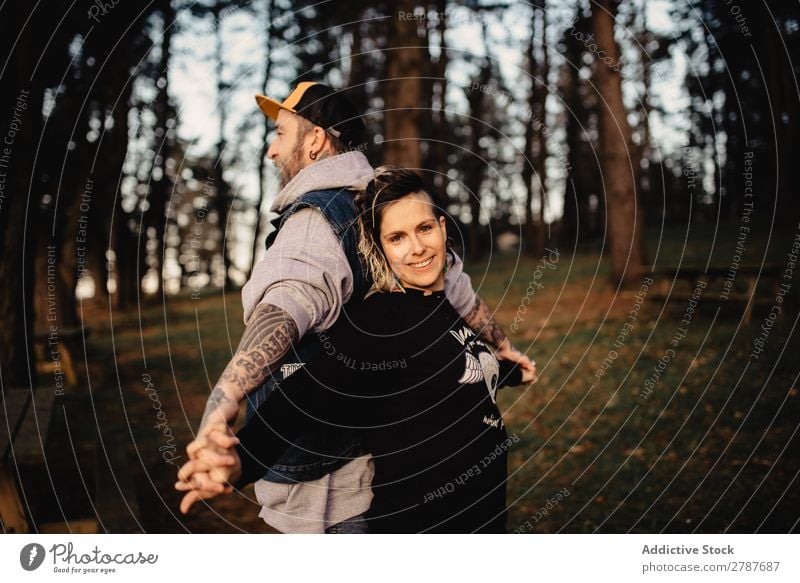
(463, 294, 537, 377)
(199, 303, 299, 431)
(175, 304, 298, 510)
(463, 294, 508, 349)
(444, 251, 529, 361)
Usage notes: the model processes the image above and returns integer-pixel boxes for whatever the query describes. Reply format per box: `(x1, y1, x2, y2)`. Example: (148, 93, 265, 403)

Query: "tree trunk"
(561, 9, 585, 250)
(112, 104, 146, 310)
(523, 16, 537, 256)
(465, 59, 490, 257)
(146, 0, 176, 299)
(427, 0, 449, 192)
(212, 5, 234, 289)
(591, 0, 645, 285)
(533, 1, 549, 256)
(0, 23, 43, 390)
(382, 0, 425, 168)
(633, 0, 651, 263)
(250, 0, 275, 277)
(757, 6, 799, 223)
(523, 3, 549, 257)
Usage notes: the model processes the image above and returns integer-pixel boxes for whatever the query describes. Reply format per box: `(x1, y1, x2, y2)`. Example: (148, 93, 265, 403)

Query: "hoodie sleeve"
(444, 250, 478, 319)
(497, 360, 523, 389)
(242, 208, 354, 337)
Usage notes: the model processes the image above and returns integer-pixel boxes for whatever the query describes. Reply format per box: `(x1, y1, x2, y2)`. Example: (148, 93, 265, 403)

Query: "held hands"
(495, 340, 538, 384)
(174, 423, 242, 514)
(177, 387, 241, 512)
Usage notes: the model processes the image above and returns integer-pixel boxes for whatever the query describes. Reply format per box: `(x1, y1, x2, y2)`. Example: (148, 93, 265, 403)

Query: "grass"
(68, 219, 799, 533)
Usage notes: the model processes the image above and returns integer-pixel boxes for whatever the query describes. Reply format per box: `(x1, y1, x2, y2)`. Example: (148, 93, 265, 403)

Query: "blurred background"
(0, 0, 798, 534)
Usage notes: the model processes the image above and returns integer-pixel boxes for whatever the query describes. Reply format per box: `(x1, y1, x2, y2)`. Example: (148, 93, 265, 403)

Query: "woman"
(179, 168, 535, 532)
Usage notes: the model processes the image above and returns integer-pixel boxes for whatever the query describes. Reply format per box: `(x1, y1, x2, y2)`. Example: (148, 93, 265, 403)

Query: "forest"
(0, 1, 798, 534)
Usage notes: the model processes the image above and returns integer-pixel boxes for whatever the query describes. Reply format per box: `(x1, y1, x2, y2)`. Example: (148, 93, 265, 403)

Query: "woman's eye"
(420, 224, 432, 233)
(389, 235, 402, 243)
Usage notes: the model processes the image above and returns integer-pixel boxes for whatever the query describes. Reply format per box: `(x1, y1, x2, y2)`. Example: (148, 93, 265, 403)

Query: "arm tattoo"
(220, 303, 299, 394)
(200, 304, 299, 427)
(201, 387, 234, 426)
(463, 295, 508, 349)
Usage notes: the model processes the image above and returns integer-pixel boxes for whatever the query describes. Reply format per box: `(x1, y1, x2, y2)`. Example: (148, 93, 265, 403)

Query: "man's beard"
(277, 148, 307, 188)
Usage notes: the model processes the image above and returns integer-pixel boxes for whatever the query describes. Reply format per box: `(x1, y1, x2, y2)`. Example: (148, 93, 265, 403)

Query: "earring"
(309, 151, 317, 161)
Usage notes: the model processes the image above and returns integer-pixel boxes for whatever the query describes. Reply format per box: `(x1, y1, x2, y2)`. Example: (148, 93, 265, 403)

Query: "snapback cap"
(255, 82, 365, 149)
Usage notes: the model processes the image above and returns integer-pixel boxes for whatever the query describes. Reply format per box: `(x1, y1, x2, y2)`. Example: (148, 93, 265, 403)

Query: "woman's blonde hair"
(355, 166, 449, 294)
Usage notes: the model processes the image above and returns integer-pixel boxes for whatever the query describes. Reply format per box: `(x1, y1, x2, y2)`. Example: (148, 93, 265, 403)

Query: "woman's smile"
(409, 256, 434, 269)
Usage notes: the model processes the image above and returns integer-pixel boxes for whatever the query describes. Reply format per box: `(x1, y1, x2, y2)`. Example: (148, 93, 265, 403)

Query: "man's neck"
(314, 150, 332, 163)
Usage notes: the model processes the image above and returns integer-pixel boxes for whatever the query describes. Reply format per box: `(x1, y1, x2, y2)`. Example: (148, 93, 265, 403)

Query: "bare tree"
(250, 0, 277, 277)
(0, 15, 43, 389)
(382, 0, 425, 168)
(145, 0, 177, 299)
(591, 0, 644, 285)
(523, 1, 549, 256)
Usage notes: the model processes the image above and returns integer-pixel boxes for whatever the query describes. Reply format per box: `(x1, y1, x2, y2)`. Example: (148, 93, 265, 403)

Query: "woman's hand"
(175, 424, 242, 514)
(178, 421, 237, 495)
(496, 340, 537, 383)
(520, 364, 538, 384)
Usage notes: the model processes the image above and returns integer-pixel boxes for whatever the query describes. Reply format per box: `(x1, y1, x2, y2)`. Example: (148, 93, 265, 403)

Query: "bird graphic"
(457, 352, 483, 385)
(457, 350, 500, 403)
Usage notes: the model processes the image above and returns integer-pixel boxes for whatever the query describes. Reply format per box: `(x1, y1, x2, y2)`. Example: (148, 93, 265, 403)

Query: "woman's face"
(379, 192, 447, 292)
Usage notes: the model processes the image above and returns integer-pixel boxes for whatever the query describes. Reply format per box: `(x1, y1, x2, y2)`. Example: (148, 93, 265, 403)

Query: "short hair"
(355, 167, 448, 293)
(295, 115, 348, 154)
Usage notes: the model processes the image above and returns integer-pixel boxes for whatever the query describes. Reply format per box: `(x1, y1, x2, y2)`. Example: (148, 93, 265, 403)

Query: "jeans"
(325, 513, 370, 534)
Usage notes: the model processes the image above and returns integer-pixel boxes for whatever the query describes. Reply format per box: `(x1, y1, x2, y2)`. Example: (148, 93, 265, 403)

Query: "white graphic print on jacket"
(451, 326, 501, 403)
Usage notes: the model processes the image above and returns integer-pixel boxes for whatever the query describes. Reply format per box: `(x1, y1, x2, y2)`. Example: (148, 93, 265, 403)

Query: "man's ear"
(309, 126, 329, 157)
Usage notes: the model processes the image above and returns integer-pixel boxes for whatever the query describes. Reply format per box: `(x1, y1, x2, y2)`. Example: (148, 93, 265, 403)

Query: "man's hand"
(175, 424, 242, 514)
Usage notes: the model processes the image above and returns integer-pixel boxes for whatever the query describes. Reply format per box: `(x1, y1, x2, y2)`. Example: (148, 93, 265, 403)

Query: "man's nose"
(266, 141, 277, 160)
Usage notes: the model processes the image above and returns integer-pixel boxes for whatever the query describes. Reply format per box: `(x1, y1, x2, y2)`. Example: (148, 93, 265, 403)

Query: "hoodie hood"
(270, 150, 375, 213)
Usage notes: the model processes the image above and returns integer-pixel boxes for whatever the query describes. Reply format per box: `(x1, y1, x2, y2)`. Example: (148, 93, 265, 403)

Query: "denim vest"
(245, 188, 371, 483)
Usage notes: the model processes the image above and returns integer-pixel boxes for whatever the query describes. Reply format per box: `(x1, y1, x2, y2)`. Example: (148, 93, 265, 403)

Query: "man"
(176, 82, 535, 533)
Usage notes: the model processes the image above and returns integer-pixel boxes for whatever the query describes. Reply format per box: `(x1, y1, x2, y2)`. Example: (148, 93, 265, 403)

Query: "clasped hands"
(174, 422, 242, 514)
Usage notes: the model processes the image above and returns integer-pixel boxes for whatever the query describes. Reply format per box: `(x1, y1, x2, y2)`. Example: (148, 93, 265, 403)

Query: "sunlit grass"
(85, 226, 798, 532)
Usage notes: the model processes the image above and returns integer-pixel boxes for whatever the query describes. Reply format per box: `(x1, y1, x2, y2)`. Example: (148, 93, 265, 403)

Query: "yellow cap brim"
(255, 94, 295, 120)
(255, 82, 319, 121)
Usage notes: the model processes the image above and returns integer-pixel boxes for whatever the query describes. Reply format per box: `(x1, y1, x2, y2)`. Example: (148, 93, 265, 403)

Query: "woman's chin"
(401, 274, 444, 292)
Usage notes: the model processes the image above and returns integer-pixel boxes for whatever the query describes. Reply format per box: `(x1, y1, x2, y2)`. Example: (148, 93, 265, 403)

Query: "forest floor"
(27, 219, 800, 533)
